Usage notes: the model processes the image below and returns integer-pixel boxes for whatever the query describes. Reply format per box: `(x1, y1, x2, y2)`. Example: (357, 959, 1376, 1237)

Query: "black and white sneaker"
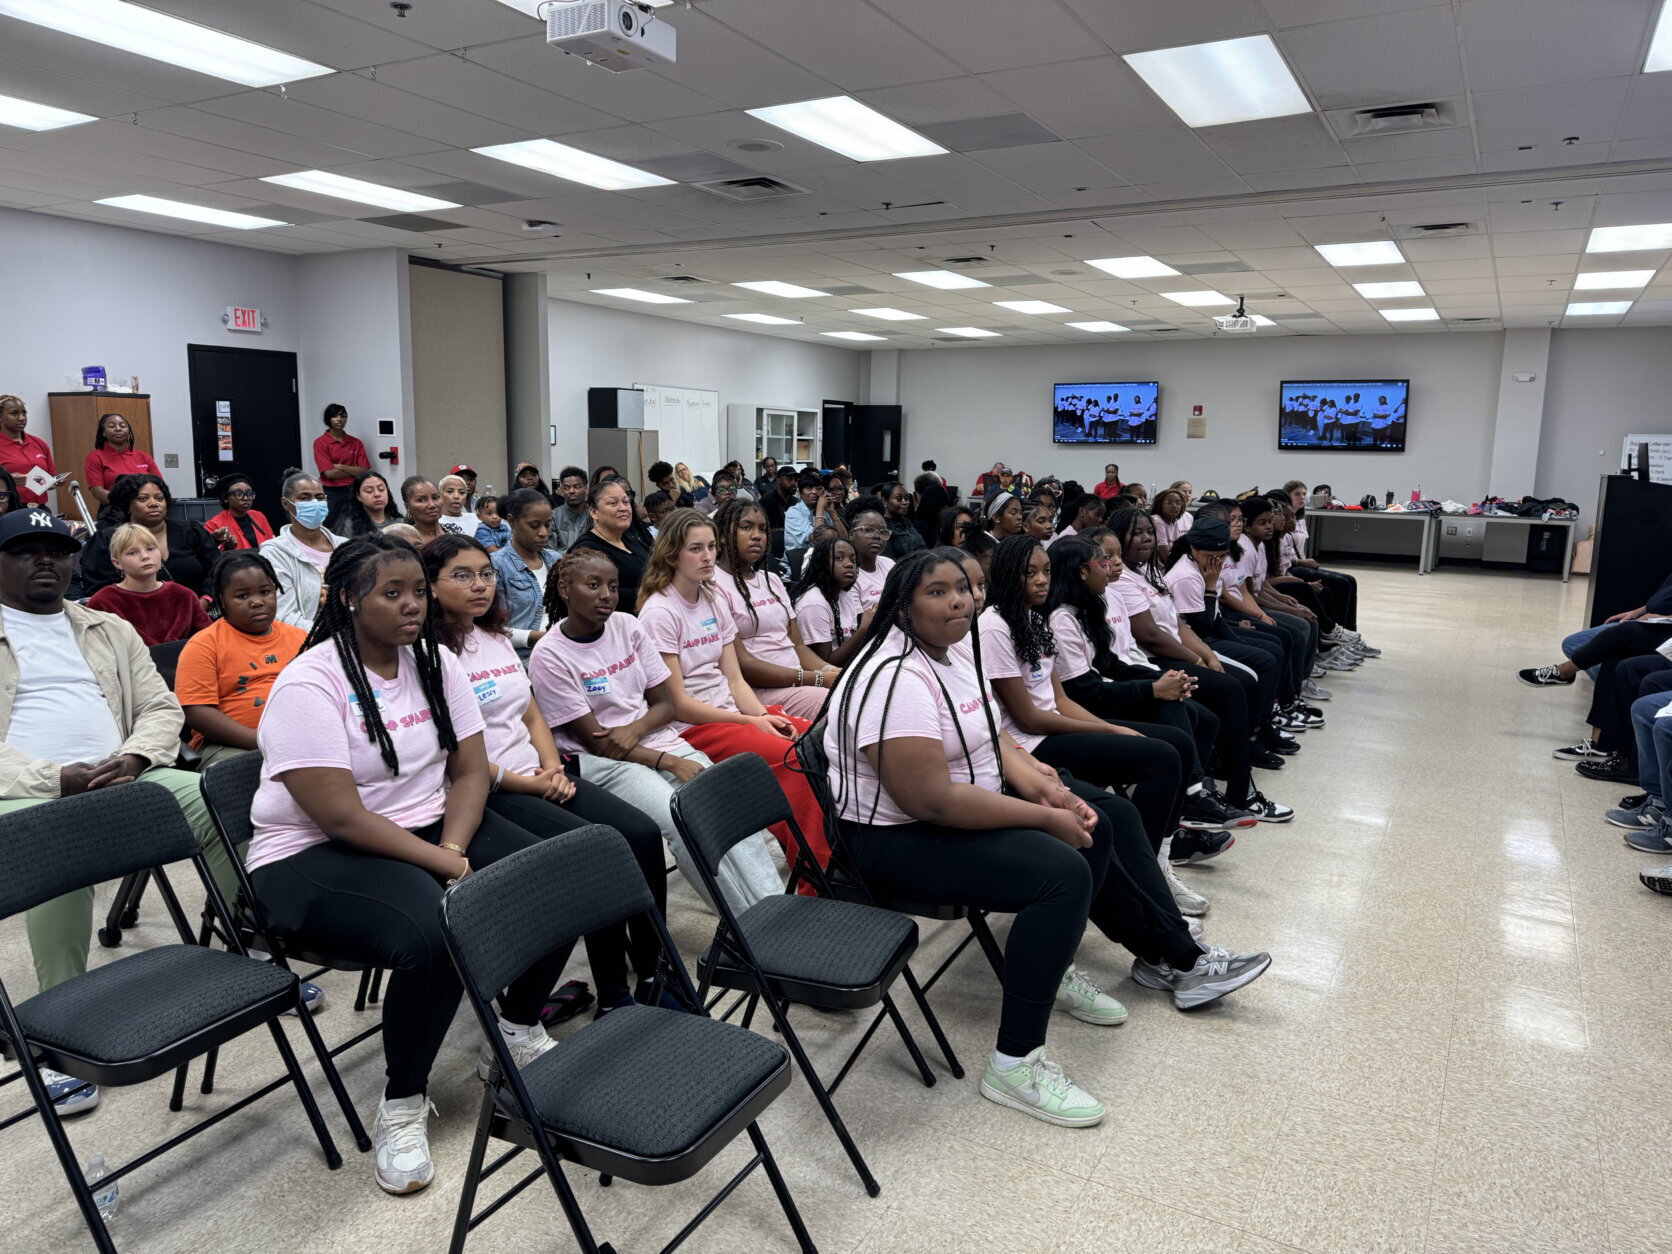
(1640, 864, 1672, 896)
(1240, 792, 1294, 823)
(1169, 829, 1236, 864)
(1576, 752, 1634, 783)
(1204, 787, 1260, 826)
(1552, 741, 1608, 762)
(1180, 790, 1258, 830)
(1518, 665, 1574, 688)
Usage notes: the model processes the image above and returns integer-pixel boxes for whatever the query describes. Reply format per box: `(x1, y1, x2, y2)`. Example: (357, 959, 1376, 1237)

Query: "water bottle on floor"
(84, 1155, 119, 1221)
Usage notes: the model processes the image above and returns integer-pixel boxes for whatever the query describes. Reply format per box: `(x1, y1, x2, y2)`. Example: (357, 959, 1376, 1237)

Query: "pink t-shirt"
(529, 612, 685, 754)
(853, 556, 894, 611)
(638, 584, 738, 717)
(1152, 514, 1189, 547)
(297, 543, 331, 571)
(1047, 525, 1077, 549)
(976, 607, 1055, 751)
(247, 645, 484, 871)
(1049, 606, 1097, 680)
(453, 626, 540, 775)
(719, 569, 800, 669)
(1165, 559, 1208, 614)
(794, 585, 862, 647)
(1243, 541, 1269, 592)
(824, 627, 1001, 826)
(1110, 569, 1180, 643)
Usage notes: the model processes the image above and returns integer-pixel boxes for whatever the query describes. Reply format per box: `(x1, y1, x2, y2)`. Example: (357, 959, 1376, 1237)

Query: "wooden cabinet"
(47, 392, 153, 518)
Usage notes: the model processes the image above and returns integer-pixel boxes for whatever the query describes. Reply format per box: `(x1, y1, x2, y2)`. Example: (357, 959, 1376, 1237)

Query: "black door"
(186, 345, 302, 524)
(847, 405, 901, 487)
(821, 399, 850, 469)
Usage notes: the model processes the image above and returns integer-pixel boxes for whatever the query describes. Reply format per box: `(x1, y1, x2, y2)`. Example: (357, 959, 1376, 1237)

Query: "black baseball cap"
(0, 507, 81, 553)
(775, 464, 799, 479)
(1188, 517, 1230, 551)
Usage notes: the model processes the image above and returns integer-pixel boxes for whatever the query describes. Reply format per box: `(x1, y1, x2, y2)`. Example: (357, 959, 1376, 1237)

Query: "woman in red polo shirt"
(0, 395, 64, 507)
(83, 411, 162, 507)
(311, 403, 371, 516)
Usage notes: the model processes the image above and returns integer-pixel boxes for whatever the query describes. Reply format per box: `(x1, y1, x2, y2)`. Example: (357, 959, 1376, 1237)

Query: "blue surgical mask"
(292, 499, 330, 529)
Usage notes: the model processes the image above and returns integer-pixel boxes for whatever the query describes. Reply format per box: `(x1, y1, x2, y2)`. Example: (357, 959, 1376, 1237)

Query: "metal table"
(1309, 510, 1438, 574)
(1427, 514, 1578, 583)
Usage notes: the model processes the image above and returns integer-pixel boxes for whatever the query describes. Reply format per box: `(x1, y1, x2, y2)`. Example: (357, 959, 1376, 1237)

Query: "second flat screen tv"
(1279, 380, 1408, 451)
(1053, 382, 1158, 444)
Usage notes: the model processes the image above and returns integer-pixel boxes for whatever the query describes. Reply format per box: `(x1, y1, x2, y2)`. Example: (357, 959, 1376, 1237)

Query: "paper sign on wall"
(216, 404, 233, 462)
(1620, 433, 1672, 485)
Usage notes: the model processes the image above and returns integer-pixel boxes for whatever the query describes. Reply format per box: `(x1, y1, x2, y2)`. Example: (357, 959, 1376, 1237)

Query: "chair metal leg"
(264, 1017, 343, 1171)
(760, 993, 880, 1197)
(448, 1087, 498, 1254)
(969, 912, 1006, 981)
(901, 966, 963, 1080)
(168, 1061, 189, 1112)
(367, 967, 385, 1006)
(353, 967, 372, 1013)
(880, 992, 935, 1089)
(739, 993, 759, 1031)
(199, 1046, 219, 1095)
(919, 925, 979, 995)
(747, 1121, 819, 1254)
(15, 1058, 120, 1252)
(290, 985, 372, 1152)
(98, 870, 148, 949)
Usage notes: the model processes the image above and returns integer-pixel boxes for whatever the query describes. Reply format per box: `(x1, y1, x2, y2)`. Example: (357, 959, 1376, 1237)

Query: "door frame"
(185, 343, 301, 502)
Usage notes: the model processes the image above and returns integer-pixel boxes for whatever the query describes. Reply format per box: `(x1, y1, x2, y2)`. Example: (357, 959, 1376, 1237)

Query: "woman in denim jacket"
(488, 488, 559, 653)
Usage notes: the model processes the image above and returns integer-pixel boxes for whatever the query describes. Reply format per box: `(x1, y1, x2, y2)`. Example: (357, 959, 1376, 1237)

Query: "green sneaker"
(980, 1047, 1105, 1127)
(1055, 964, 1128, 1026)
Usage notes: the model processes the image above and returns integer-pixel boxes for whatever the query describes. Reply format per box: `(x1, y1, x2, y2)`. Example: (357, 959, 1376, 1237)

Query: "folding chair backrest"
(441, 825, 654, 999)
(148, 639, 188, 691)
(671, 753, 793, 871)
(0, 783, 197, 921)
(200, 750, 264, 848)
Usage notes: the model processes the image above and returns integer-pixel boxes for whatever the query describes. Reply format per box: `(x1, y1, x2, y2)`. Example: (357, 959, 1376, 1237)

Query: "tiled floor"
(1, 563, 1665, 1253)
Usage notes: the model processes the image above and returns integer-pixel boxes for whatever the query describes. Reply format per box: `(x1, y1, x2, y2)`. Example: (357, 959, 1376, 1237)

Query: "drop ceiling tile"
(1195, 220, 1310, 249)
(1472, 80, 1629, 152)
(1232, 245, 1331, 269)
(1593, 188, 1672, 226)
(1200, 114, 1351, 175)
(1279, 7, 1465, 111)
(1420, 277, 1494, 295)
(285, 73, 524, 149)
(1460, 0, 1650, 91)
(1264, 0, 1452, 25)
(1493, 254, 1579, 276)
(1243, 168, 1361, 192)
(1401, 233, 1493, 260)
(369, 55, 627, 138)
(644, 9, 838, 108)
(882, 0, 1098, 72)
(1, 130, 251, 187)
(1075, 129, 1236, 183)
(1489, 228, 1586, 256)
(1339, 125, 1476, 165)
(1136, 176, 1253, 201)
(302, 0, 537, 48)
(1413, 258, 1495, 278)
(194, 93, 444, 160)
(1058, 0, 1268, 52)
(1496, 274, 1575, 291)
(1355, 154, 1481, 183)
(702, 0, 963, 90)
(463, 39, 728, 124)
(982, 59, 1181, 140)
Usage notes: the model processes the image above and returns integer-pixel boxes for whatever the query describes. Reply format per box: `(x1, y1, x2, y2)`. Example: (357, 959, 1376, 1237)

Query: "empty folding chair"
(670, 752, 962, 1198)
(0, 783, 342, 1254)
(440, 824, 816, 1254)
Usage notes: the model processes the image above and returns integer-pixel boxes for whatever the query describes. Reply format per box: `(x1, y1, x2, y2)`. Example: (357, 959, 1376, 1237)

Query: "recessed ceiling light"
(1123, 34, 1311, 128)
(1378, 306, 1440, 321)
(590, 288, 691, 305)
(1162, 290, 1234, 306)
(0, 91, 95, 131)
(1586, 223, 1672, 252)
(895, 269, 990, 290)
(1353, 280, 1425, 299)
(1646, 0, 1672, 71)
(261, 170, 459, 213)
(1315, 241, 1405, 267)
(850, 307, 926, 321)
(937, 326, 1002, 338)
(1566, 300, 1633, 315)
(732, 280, 828, 298)
(994, 299, 1071, 315)
(1066, 321, 1130, 333)
(473, 139, 673, 191)
(1573, 270, 1655, 289)
(1084, 255, 1180, 279)
(723, 313, 799, 325)
(0, 0, 330, 87)
(745, 96, 945, 162)
(822, 331, 888, 341)
(94, 194, 285, 229)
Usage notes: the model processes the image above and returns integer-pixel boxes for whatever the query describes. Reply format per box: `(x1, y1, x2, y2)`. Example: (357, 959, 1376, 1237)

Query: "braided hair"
(300, 532, 457, 774)
(1106, 505, 1169, 596)
(1044, 536, 1114, 671)
(986, 533, 1055, 668)
(713, 496, 783, 632)
(208, 549, 285, 616)
(542, 546, 617, 626)
(790, 536, 858, 646)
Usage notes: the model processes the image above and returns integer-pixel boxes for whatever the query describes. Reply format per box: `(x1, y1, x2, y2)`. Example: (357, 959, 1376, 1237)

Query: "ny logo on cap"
(27, 510, 53, 528)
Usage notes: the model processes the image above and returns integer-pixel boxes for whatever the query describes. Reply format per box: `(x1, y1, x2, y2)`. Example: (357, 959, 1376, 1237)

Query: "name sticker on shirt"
(472, 678, 500, 706)
(582, 670, 610, 697)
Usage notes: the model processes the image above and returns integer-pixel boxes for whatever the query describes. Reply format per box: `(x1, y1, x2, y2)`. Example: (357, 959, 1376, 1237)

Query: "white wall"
(0, 207, 299, 500)
(545, 299, 864, 480)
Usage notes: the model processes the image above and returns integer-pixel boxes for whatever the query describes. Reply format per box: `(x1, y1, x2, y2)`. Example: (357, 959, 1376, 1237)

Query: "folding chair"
(440, 824, 816, 1254)
(670, 753, 961, 1198)
(0, 783, 342, 1254)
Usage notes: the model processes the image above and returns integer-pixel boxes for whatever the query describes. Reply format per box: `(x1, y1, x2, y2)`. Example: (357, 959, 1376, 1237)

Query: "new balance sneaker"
(1300, 678, 1333, 702)
(1159, 842, 1209, 916)
(1310, 664, 1327, 678)
(1055, 964, 1128, 1026)
(1169, 829, 1235, 865)
(1186, 915, 1205, 941)
(478, 1020, 557, 1081)
(1326, 625, 1360, 645)
(373, 1095, 437, 1195)
(1351, 641, 1382, 658)
(1577, 752, 1635, 783)
(283, 981, 325, 1017)
(1518, 665, 1574, 687)
(1318, 650, 1359, 672)
(980, 1047, 1105, 1127)
(1180, 790, 1257, 830)
(1239, 791, 1294, 823)
(1605, 796, 1665, 830)
(1640, 864, 1672, 895)
(1553, 740, 1608, 762)
(1624, 824, 1672, 855)
(1131, 946, 1273, 1010)
(40, 1067, 97, 1117)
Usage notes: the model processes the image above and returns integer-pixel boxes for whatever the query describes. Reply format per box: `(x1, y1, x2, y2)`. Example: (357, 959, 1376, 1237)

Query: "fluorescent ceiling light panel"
(732, 280, 829, 298)
(1573, 270, 1655, 289)
(1066, 321, 1129, 333)
(1566, 300, 1632, 315)
(95, 194, 284, 229)
(261, 170, 458, 213)
(590, 288, 691, 304)
(937, 326, 1001, 338)
(0, 91, 95, 131)
(472, 139, 673, 191)
(0, 0, 330, 87)
(894, 269, 990, 290)
(1646, 0, 1672, 72)
(1250, 314, 1277, 326)
(994, 299, 1070, 315)
(822, 331, 887, 341)
(1314, 240, 1405, 267)
(723, 313, 799, 325)
(745, 95, 946, 162)
(850, 307, 925, 321)
(1085, 255, 1179, 278)
(1353, 280, 1424, 299)
(1123, 34, 1311, 128)
(1378, 306, 1440, 321)
(1587, 222, 1672, 252)
(1162, 290, 1234, 306)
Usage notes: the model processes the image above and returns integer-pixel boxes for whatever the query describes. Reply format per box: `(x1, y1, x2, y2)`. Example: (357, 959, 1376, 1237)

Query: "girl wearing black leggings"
(248, 535, 573, 1197)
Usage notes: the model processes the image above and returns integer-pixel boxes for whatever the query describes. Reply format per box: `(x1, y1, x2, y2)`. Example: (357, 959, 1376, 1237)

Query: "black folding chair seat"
(698, 894, 917, 1010)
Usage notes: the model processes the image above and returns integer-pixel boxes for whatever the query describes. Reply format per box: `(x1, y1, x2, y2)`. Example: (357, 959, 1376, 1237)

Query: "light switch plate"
(164, 453, 179, 468)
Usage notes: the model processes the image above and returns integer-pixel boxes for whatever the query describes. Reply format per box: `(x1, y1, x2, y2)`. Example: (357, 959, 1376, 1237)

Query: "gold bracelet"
(440, 841, 465, 854)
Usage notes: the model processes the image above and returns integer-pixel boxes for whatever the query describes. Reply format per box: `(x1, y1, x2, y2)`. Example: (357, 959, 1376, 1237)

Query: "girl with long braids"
(844, 499, 894, 611)
(1020, 497, 1056, 544)
(636, 508, 830, 870)
(711, 497, 839, 719)
(792, 535, 872, 667)
(246, 533, 569, 1198)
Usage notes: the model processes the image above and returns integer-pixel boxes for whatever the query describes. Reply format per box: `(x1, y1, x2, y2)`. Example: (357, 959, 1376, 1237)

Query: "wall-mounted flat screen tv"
(1279, 380, 1408, 451)
(1053, 382, 1158, 444)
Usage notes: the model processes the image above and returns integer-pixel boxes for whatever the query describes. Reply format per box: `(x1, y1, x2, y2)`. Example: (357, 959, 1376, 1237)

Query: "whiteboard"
(1619, 433, 1672, 485)
(636, 383, 721, 477)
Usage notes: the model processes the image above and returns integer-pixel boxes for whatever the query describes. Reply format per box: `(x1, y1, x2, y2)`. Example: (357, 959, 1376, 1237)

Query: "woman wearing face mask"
(259, 468, 342, 633)
(80, 473, 220, 601)
(83, 411, 162, 507)
(328, 468, 403, 538)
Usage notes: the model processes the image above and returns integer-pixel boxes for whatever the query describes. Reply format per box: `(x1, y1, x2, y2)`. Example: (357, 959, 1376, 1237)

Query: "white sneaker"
(373, 1095, 436, 1195)
(980, 1047, 1105, 1127)
(1159, 840, 1209, 916)
(1055, 964, 1128, 1026)
(1186, 915, 1205, 942)
(478, 1020, 557, 1081)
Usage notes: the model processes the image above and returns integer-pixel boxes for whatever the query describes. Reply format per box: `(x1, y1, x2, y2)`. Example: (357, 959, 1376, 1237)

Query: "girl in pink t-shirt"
(247, 532, 566, 1197)
(791, 536, 872, 668)
(846, 502, 895, 612)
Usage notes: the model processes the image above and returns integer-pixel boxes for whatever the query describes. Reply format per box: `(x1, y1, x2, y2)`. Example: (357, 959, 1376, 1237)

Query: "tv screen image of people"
(1053, 382, 1158, 445)
(1279, 380, 1408, 451)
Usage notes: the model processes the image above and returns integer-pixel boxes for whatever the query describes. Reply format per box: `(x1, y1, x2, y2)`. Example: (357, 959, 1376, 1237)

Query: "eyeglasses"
(1089, 558, 1113, 569)
(228, 489, 255, 499)
(445, 569, 498, 586)
(850, 525, 887, 536)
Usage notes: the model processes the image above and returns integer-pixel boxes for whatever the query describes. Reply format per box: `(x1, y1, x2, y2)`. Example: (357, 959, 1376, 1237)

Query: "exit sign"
(226, 305, 262, 333)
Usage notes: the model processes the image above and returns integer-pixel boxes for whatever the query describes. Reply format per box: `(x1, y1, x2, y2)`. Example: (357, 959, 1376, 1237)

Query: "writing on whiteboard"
(1620, 434, 1672, 486)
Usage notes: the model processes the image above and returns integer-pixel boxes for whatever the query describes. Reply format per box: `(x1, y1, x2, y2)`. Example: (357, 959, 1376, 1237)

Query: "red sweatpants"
(679, 707, 830, 877)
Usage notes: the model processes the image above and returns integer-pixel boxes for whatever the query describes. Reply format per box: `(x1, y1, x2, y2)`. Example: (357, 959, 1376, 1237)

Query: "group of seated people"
(0, 448, 1388, 1210)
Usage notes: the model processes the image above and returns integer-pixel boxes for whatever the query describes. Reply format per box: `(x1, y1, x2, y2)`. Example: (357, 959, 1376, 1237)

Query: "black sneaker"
(1575, 752, 1634, 782)
(1204, 787, 1261, 827)
(1552, 741, 1607, 761)
(1169, 829, 1235, 865)
(1240, 792, 1295, 823)
(1518, 665, 1574, 687)
(1180, 791, 1258, 830)
(1249, 744, 1285, 770)
(1268, 736, 1300, 756)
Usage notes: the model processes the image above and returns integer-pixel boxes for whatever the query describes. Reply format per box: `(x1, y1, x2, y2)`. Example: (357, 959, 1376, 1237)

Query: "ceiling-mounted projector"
(1214, 295, 1258, 333)
(545, 1, 676, 71)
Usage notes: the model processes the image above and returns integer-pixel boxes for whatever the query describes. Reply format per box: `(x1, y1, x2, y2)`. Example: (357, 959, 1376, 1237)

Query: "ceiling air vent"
(1348, 102, 1456, 137)
(1395, 221, 1477, 238)
(940, 256, 992, 267)
(658, 274, 717, 284)
(693, 176, 808, 202)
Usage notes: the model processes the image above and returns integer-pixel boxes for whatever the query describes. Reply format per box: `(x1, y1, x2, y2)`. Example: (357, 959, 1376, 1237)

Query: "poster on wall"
(1619, 433, 1672, 485)
(215, 401, 234, 461)
(633, 383, 721, 476)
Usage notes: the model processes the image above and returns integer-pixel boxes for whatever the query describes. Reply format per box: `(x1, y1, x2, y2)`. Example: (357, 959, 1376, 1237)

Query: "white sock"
(497, 1018, 535, 1045)
(991, 1049, 1029, 1069)
(1187, 781, 1204, 796)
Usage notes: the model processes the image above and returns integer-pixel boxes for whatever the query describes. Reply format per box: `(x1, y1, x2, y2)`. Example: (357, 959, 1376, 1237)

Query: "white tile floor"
(1, 563, 1666, 1253)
